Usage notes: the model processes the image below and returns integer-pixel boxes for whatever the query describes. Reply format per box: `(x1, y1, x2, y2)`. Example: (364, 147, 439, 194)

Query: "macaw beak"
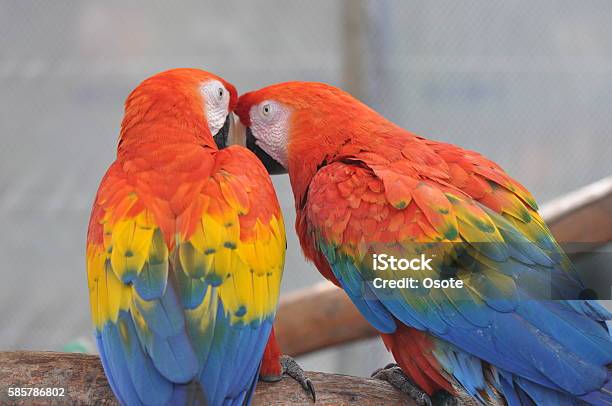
(213, 114, 232, 149)
(227, 115, 287, 175)
(227, 113, 246, 147)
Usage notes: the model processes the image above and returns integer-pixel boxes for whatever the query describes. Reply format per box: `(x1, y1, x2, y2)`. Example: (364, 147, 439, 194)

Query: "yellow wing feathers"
(87, 244, 132, 329)
(87, 166, 285, 331)
(178, 210, 285, 325)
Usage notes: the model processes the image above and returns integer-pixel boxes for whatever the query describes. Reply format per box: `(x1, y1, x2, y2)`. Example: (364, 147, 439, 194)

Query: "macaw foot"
(371, 363, 432, 406)
(259, 355, 316, 402)
(431, 390, 458, 406)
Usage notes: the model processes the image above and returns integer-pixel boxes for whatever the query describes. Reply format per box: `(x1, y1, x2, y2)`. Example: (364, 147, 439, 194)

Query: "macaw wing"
(427, 140, 571, 264)
(86, 147, 285, 405)
(304, 160, 611, 401)
(426, 140, 612, 323)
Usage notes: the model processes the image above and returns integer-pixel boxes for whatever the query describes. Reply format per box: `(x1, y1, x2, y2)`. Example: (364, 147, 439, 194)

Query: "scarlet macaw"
(235, 82, 612, 405)
(86, 69, 288, 405)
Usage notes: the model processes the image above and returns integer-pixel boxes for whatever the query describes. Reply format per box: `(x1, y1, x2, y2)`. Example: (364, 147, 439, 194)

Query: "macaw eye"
(217, 87, 224, 100)
(262, 104, 271, 116)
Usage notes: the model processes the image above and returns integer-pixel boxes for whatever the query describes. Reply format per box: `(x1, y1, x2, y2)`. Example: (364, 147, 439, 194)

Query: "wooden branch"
(276, 282, 377, 357)
(0, 351, 116, 405)
(274, 282, 374, 357)
(275, 176, 612, 357)
(540, 175, 612, 244)
(0, 351, 414, 405)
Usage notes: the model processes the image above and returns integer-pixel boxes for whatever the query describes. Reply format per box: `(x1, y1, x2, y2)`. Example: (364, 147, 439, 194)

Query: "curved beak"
(213, 114, 232, 149)
(227, 113, 246, 147)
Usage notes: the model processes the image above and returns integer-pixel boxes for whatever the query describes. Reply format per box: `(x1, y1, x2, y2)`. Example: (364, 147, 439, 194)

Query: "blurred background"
(1, 0, 611, 377)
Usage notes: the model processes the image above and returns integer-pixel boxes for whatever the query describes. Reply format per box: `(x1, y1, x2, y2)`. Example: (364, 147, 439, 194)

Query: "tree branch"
(540, 175, 612, 244)
(0, 351, 414, 405)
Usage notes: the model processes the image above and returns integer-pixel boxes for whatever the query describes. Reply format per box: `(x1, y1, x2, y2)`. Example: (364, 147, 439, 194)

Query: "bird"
(234, 81, 612, 405)
(86, 68, 286, 405)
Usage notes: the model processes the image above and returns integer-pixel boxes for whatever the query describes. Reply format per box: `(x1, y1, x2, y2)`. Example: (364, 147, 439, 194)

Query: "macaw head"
(235, 82, 397, 203)
(119, 68, 238, 151)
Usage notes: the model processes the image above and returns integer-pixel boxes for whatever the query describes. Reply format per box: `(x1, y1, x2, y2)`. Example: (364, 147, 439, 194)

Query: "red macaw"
(86, 68, 293, 405)
(235, 82, 612, 405)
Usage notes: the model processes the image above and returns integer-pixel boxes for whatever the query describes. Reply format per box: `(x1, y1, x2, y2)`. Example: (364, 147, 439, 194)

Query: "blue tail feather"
(98, 321, 144, 406)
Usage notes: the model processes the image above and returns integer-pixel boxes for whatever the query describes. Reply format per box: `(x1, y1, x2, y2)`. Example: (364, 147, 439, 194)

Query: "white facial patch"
(200, 80, 230, 135)
(249, 101, 291, 167)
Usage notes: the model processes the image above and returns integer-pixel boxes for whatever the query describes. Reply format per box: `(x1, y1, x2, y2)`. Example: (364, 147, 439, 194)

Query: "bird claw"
(371, 362, 400, 377)
(280, 354, 316, 402)
(371, 363, 432, 406)
(431, 390, 459, 406)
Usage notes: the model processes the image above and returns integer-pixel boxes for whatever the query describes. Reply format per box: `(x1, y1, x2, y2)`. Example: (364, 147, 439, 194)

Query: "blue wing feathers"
(317, 199, 612, 404)
(195, 299, 271, 405)
(498, 371, 524, 406)
(232, 321, 270, 393)
(131, 280, 199, 384)
(97, 281, 272, 405)
(99, 319, 145, 406)
(134, 261, 168, 301)
(150, 331, 199, 383)
(175, 263, 209, 310)
(133, 281, 185, 338)
(516, 376, 586, 406)
(580, 368, 612, 405)
(97, 332, 132, 406)
(327, 253, 397, 334)
(117, 312, 173, 404)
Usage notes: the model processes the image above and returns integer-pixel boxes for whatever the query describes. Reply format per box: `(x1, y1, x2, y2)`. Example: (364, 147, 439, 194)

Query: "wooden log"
(540, 175, 612, 244)
(0, 351, 115, 405)
(274, 282, 374, 357)
(275, 175, 612, 357)
(0, 351, 414, 405)
(275, 281, 375, 357)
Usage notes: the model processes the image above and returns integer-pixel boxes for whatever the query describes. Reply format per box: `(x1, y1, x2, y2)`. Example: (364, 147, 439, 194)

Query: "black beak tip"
(213, 115, 231, 149)
(246, 128, 287, 175)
